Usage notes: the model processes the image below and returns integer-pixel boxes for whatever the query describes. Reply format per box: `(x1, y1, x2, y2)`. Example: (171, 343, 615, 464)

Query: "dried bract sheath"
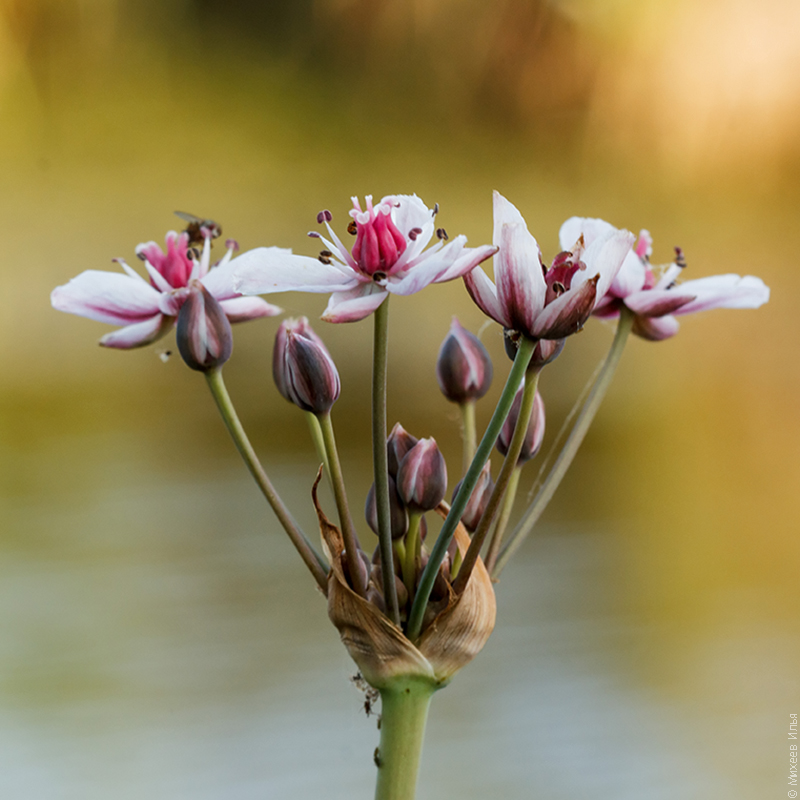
(436, 317, 493, 403)
(496, 386, 545, 465)
(175, 282, 233, 371)
(397, 438, 448, 513)
(273, 317, 340, 414)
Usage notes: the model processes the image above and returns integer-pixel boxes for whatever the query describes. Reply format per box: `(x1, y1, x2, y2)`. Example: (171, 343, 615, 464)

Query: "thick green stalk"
(318, 411, 367, 597)
(373, 298, 401, 625)
(402, 512, 422, 597)
(204, 368, 328, 590)
(493, 309, 634, 577)
(483, 465, 521, 575)
(407, 337, 535, 641)
(459, 400, 477, 474)
(453, 370, 539, 595)
(374, 677, 436, 800)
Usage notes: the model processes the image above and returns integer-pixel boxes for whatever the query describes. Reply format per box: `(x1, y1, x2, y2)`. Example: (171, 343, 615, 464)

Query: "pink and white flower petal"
(98, 313, 173, 349)
(463, 266, 512, 328)
(672, 274, 770, 315)
(631, 314, 681, 341)
(433, 242, 498, 284)
(321, 283, 388, 323)
(492, 191, 529, 247)
(51, 270, 162, 326)
(575, 228, 635, 304)
(610, 250, 648, 298)
(531, 276, 598, 339)
(232, 247, 360, 295)
(625, 289, 696, 318)
(219, 296, 283, 323)
(391, 194, 434, 245)
(558, 216, 617, 251)
(386, 237, 482, 296)
(495, 222, 547, 333)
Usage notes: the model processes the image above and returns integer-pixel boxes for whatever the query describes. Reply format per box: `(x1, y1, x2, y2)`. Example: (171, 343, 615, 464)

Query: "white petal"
(575, 229, 636, 306)
(624, 289, 696, 317)
(609, 250, 647, 298)
(231, 247, 359, 295)
(492, 191, 528, 248)
(387, 236, 469, 296)
(463, 266, 510, 327)
(99, 314, 172, 349)
(632, 314, 680, 341)
(558, 217, 617, 251)
(391, 194, 433, 241)
(495, 222, 547, 334)
(321, 284, 388, 323)
(673, 274, 770, 315)
(51, 270, 162, 325)
(434, 243, 498, 283)
(219, 296, 283, 323)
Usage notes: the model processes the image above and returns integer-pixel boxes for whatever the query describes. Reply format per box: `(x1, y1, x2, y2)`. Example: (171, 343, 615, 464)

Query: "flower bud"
(451, 461, 494, 532)
(496, 387, 545, 465)
(175, 282, 233, 371)
(364, 476, 408, 541)
(436, 317, 493, 403)
(273, 317, 340, 414)
(387, 422, 418, 477)
(396, 437, 448, 512)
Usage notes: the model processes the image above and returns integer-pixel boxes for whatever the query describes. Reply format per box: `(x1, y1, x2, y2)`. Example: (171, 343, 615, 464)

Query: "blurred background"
(0, 0, 797, 797)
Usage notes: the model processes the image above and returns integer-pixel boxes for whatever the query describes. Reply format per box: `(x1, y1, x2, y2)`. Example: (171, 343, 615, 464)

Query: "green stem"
(459, 400, 477, 474)
(204, 368, 328, 591)
(402, 512, 422, 598)
(305, 411, 332, 487)
(493, 308, 634, 577)
(407, 337, 536, 641)
(483, 465, 521, 575)
(453, 370, 539, 595)
(374, 677, 436, 800)
(373, 298, 401, 625)
(317, 411, 367, 597)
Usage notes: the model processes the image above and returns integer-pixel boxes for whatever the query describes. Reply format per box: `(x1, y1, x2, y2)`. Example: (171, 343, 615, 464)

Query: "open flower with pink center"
(559, 217, 770, 341)
(464, 192, 635, 341)
(231, 194, 498, 323)
(51, 230, 282, 349)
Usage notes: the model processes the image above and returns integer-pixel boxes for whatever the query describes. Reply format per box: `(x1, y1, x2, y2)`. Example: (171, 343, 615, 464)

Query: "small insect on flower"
(174, 211, 222, 246)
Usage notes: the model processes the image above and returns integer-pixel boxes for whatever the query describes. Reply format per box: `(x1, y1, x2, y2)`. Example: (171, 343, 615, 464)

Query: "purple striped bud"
(175, 282, 233, 371)
(503, 329, 565, 367)
(496, 387, 546, 465)
(436, 317, 493, 403)
(396, 437, 448, 512)
(272, 317, 340, 414)
(364, 476, 409, 541)
(387, 422, 418, 478)
(451, 461, 494, 532)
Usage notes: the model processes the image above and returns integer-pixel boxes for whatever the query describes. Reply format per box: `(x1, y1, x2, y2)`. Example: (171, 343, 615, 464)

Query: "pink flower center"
(138, 232, 194, 289)
(349, 196, 407, 277)
(544, 249, 585, 306)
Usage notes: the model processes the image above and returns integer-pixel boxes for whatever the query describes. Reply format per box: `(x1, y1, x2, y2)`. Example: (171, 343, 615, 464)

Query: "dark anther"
(552, 281, 566, 296)
(433, 202, 440, 215)
(308, 231, 321, 238)
(436, 227, 448, 241)
(136, 252, 146, 261)
(319, 254, 333, 265)
(190, 247, 201, 260)
(373, 271, 387, 282)
(319, 249, 333, 258)
(408, 227, 423, 241)
(674, 247, 687, 269)
(317, 209, 333, 224)
(347, 220, 358, 236)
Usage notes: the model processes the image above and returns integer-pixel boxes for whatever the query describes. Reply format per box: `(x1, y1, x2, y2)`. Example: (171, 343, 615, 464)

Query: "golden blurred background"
(0, 1, 797, 797)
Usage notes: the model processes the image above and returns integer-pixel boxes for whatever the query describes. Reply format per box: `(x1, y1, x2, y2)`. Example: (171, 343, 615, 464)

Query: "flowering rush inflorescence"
(50, 192, 770, 800)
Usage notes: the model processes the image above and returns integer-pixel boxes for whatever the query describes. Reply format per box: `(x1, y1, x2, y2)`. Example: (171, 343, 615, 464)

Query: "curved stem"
(493, 309, 634, 577)
(483, 465, 521, 575)
(453, 370, 539, 594)
(402, 512, 422, 598)
(407, 337, 535, 641)
(204, 368, 328, 591)
(373, 298, 401, 625)
(374, 677, 436, 800)
(459, 400, 477, 474)
(318, 411, 367, 597)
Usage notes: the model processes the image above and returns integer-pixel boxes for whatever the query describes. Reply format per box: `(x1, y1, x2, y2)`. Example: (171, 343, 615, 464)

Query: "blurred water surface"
(0, 1, 797, 798)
